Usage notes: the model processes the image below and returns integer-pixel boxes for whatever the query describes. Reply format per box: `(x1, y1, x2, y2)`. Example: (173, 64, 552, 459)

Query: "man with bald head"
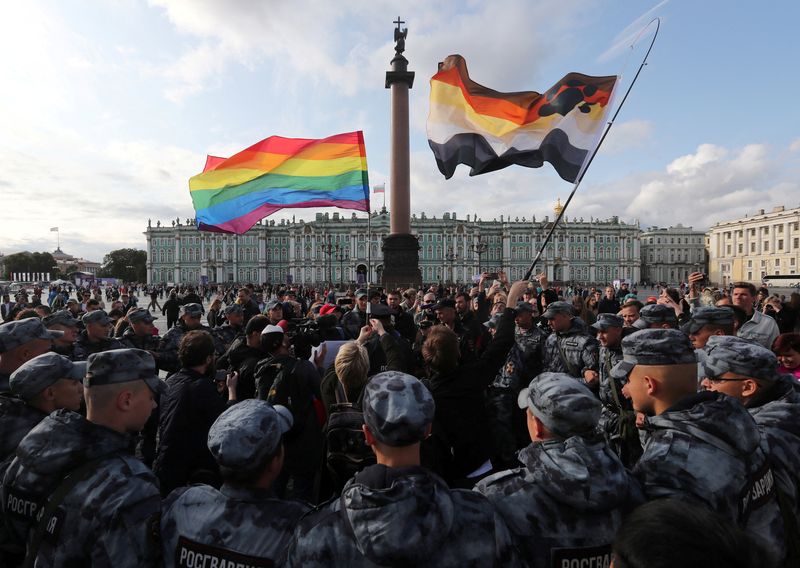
(618, 329, 786, 565)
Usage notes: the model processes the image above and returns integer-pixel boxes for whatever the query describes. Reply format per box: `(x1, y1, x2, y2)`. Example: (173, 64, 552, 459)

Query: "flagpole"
(366, 205, 372, 319)
(522, 17, 660, 282)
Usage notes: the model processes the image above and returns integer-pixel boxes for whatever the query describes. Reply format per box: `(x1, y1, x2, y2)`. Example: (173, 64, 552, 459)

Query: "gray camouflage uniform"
(477, 373, 643, 568)
(158, 304, 212, 374)
(161, 400, 310, 566)
(615, 329, 787, 566)
(541, 303, 599, 381)
(702, 336, 800, 530)
(0, 349, 164, 567)
(284, 371, 520, 567)
(0, 319, 64, 392)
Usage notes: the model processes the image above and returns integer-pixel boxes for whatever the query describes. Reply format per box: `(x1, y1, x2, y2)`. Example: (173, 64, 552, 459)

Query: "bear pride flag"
(427, 55, 617, 183)
(189, 131, 369, 234)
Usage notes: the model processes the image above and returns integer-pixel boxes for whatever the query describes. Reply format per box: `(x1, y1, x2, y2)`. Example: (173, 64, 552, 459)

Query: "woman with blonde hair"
(207, 297, 222, 328)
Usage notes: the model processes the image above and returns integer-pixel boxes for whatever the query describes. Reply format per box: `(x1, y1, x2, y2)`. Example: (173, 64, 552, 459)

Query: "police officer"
(44, 310, 80, 360)
(120, 308, 162, 360)
(212, 304, 245, 357)
(700, 336, 800, 546)
(486, 301, 546, 470)
(158, 303, 209, 375)
(0, 353, 85, 464)
(73, 310, 124, 361)
(683, 306, 735, 349)
(541, 301, 599, 386)
(161, 399, 310, 566)
(0, 318, 62, 392)
(477, 372, 643, 568)
(593, 313, 641, 466)
(284, 371, 519, 567)
(341, 290, 369, 339)
(630, 303, 678, 330)
(1, 349, 164, 567)
(617, 329, 786, 565)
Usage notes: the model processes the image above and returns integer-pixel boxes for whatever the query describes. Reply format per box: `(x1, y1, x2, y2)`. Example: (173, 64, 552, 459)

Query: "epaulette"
(481, 467, 525, 486)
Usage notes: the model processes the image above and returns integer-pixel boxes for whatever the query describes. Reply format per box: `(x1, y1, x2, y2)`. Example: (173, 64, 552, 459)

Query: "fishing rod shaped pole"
(522, 17, 660, 282)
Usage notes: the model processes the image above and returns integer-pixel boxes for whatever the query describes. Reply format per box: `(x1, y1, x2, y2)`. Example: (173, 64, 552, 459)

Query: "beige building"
(708, 205, 800, 286)
(640, 224, 707, 285)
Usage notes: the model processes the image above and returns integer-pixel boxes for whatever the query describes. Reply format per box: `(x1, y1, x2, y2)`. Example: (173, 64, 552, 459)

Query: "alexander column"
(381, 17, 421, 289)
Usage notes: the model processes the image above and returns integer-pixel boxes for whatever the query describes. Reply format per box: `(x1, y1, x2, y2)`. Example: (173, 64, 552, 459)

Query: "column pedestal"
(381, 234, 421, 290)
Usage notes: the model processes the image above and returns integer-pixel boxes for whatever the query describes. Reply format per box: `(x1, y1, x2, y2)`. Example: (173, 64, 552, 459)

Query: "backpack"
(325, 382, 375, 490)
(255, 357, 297, 403)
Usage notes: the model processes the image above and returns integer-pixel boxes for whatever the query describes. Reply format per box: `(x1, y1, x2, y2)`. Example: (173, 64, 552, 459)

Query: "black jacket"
(427, 308, 516, 482)
(153, 367, 229, 496)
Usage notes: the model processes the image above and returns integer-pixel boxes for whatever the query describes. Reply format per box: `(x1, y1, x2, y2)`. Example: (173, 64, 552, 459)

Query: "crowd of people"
(0, 271, 799, 566)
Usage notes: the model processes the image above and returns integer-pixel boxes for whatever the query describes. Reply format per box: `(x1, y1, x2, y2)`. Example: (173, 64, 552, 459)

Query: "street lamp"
(322, 237, 335, 286)
(445, 249, 458, 284)
(474, 239, 488, 275)
(335, 245, 349, 286)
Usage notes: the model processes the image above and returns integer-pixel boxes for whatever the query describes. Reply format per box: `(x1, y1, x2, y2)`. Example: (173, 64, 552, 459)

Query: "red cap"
(319, 303, 337, 316)
(277, 320, 290, 332)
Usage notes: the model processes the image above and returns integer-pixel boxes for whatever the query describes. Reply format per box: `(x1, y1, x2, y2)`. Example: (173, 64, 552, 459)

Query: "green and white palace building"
(144, 202, 644, 287)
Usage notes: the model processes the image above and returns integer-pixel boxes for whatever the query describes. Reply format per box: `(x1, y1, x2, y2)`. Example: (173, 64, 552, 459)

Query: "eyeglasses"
(703, 376, 749, 384)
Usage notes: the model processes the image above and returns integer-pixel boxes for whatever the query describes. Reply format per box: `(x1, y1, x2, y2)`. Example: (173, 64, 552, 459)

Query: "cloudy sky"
(1, 0, 799, 261)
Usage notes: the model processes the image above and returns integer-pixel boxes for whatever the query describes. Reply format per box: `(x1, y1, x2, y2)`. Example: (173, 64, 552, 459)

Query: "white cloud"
(790, 139, 800, 152)
(598, 120, 654, 155)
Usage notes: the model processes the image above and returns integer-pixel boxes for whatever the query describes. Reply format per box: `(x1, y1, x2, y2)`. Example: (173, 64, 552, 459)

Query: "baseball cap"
(84, 348, 166, 395)
(632, 304, 677, 330)
(265, 299, 282, 311)
(513, 301, 534, 314)
(611, 329, 696, 379)
(43, 310, 79, 328)
(483, 313, 503, 329)
(682, 306, 734, 335)
(179, 303, 204, 318)
(82, 310, 112, 326)
(319, 303, 340, 316)
(542, 301, 574, 319)
(128, 308, 157, 324)
(207, 399, 293, 475)
(223, 304, 244, 316)
(362, 371, 435, 447)
(701, 336, 779, 383)
(591, 313, 624, 331)
(355, 290, 368, 299)
(433, 298, 456, 310)
(10, 353, 87, 400)
(261, 324, 285, 351)
(517, 373, 601, 438)
(0, 319, 63, 353)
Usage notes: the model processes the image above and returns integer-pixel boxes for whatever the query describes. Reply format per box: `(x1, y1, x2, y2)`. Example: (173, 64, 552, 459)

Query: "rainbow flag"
(189, 131, 370, 234)
(427, 55, 617, 183)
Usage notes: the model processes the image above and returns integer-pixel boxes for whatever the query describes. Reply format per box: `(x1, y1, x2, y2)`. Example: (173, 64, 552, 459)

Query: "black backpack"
(325, 382, 375, 490)
(255, 357, 297, 404)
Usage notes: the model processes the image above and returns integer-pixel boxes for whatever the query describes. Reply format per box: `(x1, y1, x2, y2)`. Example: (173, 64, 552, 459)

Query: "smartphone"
(215, 370, 228, 382)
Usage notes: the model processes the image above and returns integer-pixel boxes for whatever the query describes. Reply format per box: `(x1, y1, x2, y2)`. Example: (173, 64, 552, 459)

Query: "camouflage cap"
(591, 313, 624, 331)
(632, 304, 677, 329)
(207, 399, 293, 474)
(611, 328, 696, 379)
(355, 289, 368, 299)
(127, 308, 156, 324)
(0, 318, 63, 353)
(10, 352, 86, 400)
(179, 303, 204, 318)
(682, 306, 734, 335)
(223, 304, 244, 316)
(82, 310, 112, 326)
(513, 301, 535, 314)
(42, 310, 79, 328)
(701, 335, 778, 383)
(517, 372, 601, 438)
(483, 313, 503, 329)
(362, 371, 435, 447)
(84, 348, 166, 395)
(541, 301, 574, 319)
